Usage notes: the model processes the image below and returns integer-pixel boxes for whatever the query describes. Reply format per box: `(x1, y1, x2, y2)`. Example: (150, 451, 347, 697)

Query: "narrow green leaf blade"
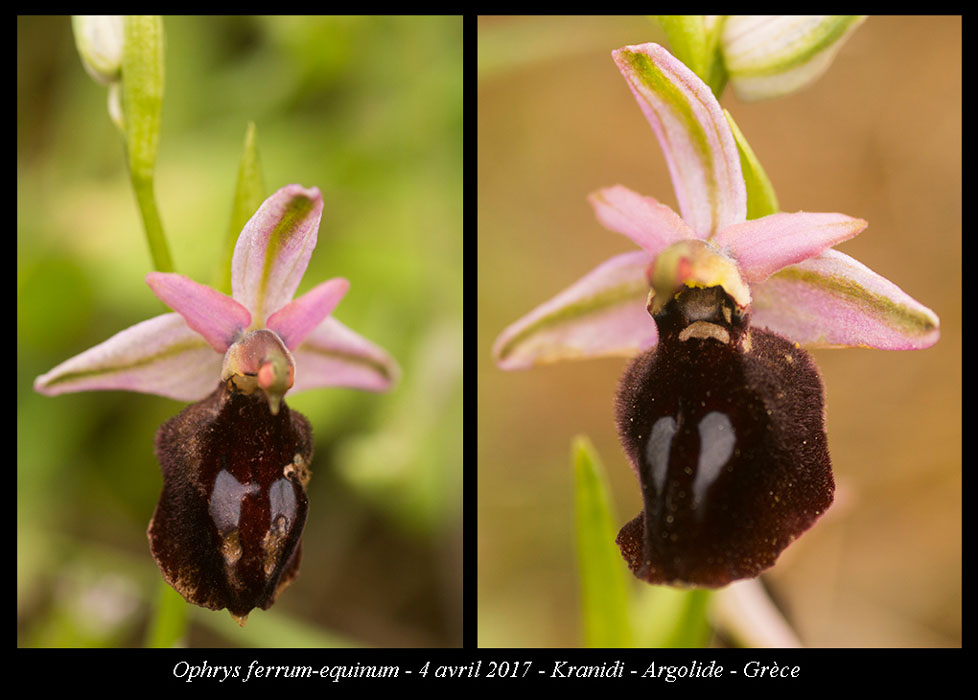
(144, 580, 188, 648)
(193, 606, 364, 648)
(572, 436, 633, 647)
(724, 108, 779, 219)
(219, 121, 266, 294)
(632, 585, 713, 648)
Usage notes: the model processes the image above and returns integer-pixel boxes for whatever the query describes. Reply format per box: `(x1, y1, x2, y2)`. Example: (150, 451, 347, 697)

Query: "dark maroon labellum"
(615, 286, 833, 588)
(148, 381, 313, 623)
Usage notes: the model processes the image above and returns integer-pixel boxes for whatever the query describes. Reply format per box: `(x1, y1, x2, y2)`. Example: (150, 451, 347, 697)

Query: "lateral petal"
(231, 184, 324, 326)
(588, 185, 696, 255)
(34, 313, 222, 401)
(146, 272, 251, 352)
(713, 211, 866, 283)
(266, 277, 350, 351)
(493, 250, 657, 370)
(291, 317, 399, 394)
(613, 43, 746, 239)
(750, 249, 940, 350)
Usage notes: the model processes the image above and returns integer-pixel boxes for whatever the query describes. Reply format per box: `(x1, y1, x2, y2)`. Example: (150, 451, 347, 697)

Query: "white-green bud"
(71, 16, 124, 85)
(721, 16, 867, 101)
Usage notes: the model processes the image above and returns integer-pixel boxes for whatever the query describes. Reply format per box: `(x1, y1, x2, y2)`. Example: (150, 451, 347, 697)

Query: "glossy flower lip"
(493, 43, 939, 371)
(148, 379, 313, 624)
(34, 184, 399, 402)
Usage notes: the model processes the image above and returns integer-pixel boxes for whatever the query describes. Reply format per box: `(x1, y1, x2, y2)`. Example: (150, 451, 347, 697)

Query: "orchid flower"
(494, 43, 938, 371)
(35, 183, 398, 407)
(35, 183, 398, 622)
(493, 43, 939, 588)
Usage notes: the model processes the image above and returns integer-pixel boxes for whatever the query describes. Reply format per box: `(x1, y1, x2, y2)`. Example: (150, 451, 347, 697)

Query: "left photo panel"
(18, 15, 462, 648)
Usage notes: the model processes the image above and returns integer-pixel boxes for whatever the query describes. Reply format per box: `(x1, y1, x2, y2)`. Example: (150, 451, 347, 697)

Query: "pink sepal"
(291, 317, 399, 393)
(493, 250, 657, 370)
(34, 313, 222, 401)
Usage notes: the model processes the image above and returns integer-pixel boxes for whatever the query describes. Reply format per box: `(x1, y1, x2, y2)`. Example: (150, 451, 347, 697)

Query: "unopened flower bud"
(721, 16, 867, 101)
(71, 15, 124, 85)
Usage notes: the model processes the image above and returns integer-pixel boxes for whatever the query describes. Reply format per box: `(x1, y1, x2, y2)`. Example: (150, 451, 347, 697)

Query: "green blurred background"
(18, 16, 461, 647)
(478, 16, 960, 647)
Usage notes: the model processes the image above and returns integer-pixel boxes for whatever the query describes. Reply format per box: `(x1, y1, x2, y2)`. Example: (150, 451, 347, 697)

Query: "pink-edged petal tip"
(714, 211, 867, 283)
(291, 317, 399, 394)
(493, 250, 657, 370)
(231, 184, 324, 326)
(750, 249, 940, 350)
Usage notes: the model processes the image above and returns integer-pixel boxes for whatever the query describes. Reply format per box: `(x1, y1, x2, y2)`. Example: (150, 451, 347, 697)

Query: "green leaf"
(632, 585, 713, 648)
(219, 122, 266, 294)
(724, 108, 779, 219)
(144, 580, 188, 648)
(572, 436, 633, 647)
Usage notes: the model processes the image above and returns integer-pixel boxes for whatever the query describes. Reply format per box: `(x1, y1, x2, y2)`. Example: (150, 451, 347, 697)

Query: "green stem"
(131, 173, 174, 273)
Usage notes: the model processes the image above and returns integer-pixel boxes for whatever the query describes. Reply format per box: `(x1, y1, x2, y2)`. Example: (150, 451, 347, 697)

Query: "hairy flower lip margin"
(34, 183, 398, 402)
(493, 42, 939, 371)
(148, 379, 313, 624)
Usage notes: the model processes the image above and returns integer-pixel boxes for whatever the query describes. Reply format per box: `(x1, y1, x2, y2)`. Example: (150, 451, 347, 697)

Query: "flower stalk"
(120, 16, 172, 273)
(71, 15, 173, 272)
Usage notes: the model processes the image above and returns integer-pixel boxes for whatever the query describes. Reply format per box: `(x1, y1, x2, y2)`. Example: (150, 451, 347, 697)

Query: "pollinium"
(148, 380, 313, 623)
(615, 285, 833, 587)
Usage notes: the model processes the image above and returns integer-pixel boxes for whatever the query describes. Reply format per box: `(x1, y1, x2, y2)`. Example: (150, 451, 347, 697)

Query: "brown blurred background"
(478, 16, 960, 647)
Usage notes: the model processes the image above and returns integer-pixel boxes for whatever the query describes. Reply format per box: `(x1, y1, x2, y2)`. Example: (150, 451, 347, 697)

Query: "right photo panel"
(478, 15, 960, 648)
